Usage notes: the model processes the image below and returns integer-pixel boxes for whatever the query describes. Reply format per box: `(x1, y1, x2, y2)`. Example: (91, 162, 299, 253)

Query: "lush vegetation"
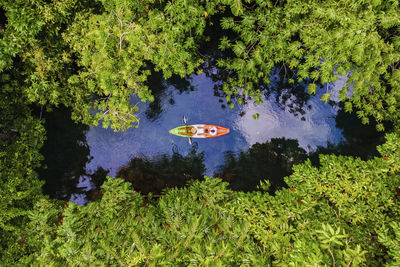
(1, 0, 399, 265)
(1, 0, 399, 131)
(1, 134, 399, 265)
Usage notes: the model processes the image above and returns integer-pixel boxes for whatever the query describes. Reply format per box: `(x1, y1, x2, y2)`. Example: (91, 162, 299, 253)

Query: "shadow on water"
(145, 70, 195, 121)
(198, 9, 312, 119)
(84, 138, 308, 197)
(38, 105, 388, 200)
(309, 104, 389, 166)
(83, 139, 308, 197)
(116, 144, 205, 195)
(38, 107, 92, 200)
(84, 166, 110, 201)
(85, 145, 205, 200)
(216, 138, 308, 192)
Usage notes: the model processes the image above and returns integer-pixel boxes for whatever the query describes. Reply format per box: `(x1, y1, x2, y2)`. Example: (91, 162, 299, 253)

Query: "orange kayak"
(169, 124, 230, 138)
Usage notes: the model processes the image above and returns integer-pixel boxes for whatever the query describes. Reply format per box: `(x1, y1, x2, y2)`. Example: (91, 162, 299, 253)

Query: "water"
(84, 73, 342, 177)
(38, 72, 385, 202)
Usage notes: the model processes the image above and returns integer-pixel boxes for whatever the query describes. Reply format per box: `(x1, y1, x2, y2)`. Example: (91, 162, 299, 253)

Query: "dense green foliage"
(0, 72, 46, 263)
(217, 0, 400, 132)
(1, 0, 400, 265)
(1, 133, 398, 265)
(231, 132, 400, 265)
(1, 0, 399, 130)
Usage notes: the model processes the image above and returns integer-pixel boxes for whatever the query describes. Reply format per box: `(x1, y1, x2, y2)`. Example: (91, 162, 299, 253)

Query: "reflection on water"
(217, 138, 308, 192)
(37, 107, 91, 200)
(38, 73, 386, 202)
(84, 73, 343, 180)
(83, 146, 204, 200)
(145, 70, 195, 121)
(309, 106, 390, 165)
(83, 138, 307, 197)
(116, 144, 205, 195)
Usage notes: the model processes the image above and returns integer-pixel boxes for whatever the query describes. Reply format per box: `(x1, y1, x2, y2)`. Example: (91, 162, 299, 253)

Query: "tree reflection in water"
(144, 69, 195, 121)
(38, 107, 92, 200)
(309, 105, 389, 165)
(38, 103, 389, 201)
(115, 144, 205, 195)
(216, 138, 308, 192)
(197, 11, 312, 120)
(86, 139, 308, 197)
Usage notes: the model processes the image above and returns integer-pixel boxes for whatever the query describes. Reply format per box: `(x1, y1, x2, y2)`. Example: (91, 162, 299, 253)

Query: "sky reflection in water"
(83, 73, 344, 180)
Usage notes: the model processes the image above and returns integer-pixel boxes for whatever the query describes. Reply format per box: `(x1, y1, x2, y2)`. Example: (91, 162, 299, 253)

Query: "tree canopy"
(1, 0, 399, 130)
(0, 0, 400, 265)
(2, 133, 399, 265)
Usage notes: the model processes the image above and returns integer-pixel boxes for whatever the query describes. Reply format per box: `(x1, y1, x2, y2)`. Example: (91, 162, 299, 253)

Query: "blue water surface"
(83, 73, 344, 179)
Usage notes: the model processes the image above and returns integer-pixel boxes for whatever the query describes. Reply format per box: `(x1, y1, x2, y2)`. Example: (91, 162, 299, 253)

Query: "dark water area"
(37, 72, 386, 203)
(37, 107, 91, 200)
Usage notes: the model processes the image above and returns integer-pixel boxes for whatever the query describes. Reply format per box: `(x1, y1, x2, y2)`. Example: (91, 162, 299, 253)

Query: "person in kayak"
(210, 126, 217, 136)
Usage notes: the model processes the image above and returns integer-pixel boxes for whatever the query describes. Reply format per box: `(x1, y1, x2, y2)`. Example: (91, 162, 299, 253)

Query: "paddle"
(183, 116, 192, 145)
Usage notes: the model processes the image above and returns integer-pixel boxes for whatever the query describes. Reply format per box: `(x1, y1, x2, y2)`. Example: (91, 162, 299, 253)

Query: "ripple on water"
(79, 74, 344, 201)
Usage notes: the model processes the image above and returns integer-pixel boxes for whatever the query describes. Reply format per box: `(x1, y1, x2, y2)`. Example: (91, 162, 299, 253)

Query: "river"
(38, 71, 385, 203)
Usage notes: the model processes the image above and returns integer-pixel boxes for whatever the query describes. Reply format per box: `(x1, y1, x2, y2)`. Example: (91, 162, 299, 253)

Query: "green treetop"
(6, 133, 399, 265)
(217, 0, 400, 131)
(1, 0, 399, 131)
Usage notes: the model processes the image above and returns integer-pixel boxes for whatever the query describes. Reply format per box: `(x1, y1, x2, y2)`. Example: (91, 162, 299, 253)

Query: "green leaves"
(230, 0, 243, 16)
(215, 0, 400, 131)
(220, 17, 235, 30)
(378, 222, 400, 266)
(232, 41, 246, 57)
(320, 93, 331, 104)
(0, 74, 47, 263)
(307, 83, 317, 95)
(29, 177, 267, 265)
(219, 36, 231, 51)
(2, 133, 400, 264)
(316, 224, 347, 247)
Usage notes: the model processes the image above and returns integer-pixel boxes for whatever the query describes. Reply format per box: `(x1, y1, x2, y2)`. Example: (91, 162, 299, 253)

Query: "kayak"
(169, 124, 230, 138)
